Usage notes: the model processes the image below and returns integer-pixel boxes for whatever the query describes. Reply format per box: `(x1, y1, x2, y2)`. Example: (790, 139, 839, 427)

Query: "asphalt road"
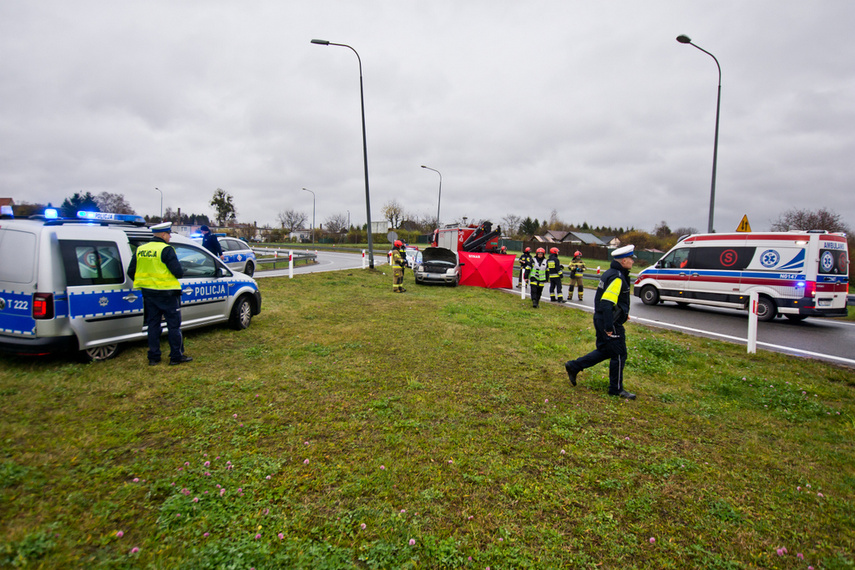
(256, 250, 853, 368)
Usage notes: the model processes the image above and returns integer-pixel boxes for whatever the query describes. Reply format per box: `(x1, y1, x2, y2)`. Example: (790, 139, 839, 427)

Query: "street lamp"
(421, 165, 442, 228)
(677, 34, 722, 234)
(154, 187, 163, 220)
(302, 187, 316, 244)
(311, 38, 375, 268)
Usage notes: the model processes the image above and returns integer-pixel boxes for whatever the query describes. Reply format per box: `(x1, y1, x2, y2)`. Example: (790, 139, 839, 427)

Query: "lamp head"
(676, 35, 692, 44)
(311, 39, 330, 45)
(421, 165, 427, 168)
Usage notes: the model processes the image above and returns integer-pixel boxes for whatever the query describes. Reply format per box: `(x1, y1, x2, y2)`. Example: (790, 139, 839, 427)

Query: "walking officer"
(127, 222, 193, 366)
(529, 247, 548, 308)
(568, 250, 587, 301)
(517, 247, 533, 288)
(564, 245, 637, 399)
(546, 247, 565, 303)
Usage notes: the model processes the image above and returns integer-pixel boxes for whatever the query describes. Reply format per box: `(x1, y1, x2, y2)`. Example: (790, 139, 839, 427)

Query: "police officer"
(127, 222, 192, 366)
(517, 247, 533, 288)
(568, 250, 587, 301)
(200, 225, 224, 260)
(547, 247, 565, 302)
(564, 245, 636, 399)
(529, 247, 548, 308)
(391, 240, 407, 293)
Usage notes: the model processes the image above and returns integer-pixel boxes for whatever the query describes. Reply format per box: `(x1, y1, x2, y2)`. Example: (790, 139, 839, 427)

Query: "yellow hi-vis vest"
(134, 241, 181, 290)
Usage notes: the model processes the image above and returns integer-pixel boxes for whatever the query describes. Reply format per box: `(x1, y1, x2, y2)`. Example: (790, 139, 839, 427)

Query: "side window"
(60, 240, 124, 286)
(172, 244, 217, 278)
(0, 229, 36, 284)
(690, 247, 755, 270)
(819, 248, 849, 275)
(660, 248, 689, 269)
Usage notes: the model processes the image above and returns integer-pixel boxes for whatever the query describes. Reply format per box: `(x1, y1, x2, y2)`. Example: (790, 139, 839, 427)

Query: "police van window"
(59, 241, 124, 286)
(819, 248, 848, 275)
(689, 246, 755, 271)
(0, 229, 37, 284)
(173, 244, 217, 278)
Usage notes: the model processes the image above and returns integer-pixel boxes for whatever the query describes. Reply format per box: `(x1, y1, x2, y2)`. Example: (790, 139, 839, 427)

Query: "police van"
(0, 210, 262, 361)
(633, 231, 849, 321)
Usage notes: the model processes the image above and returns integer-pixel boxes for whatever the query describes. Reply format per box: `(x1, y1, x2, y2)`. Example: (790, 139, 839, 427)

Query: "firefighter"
(529, 247, 548, 308)
(391, 240, 407, 293)
(547, 247, 565, 302)
(568, 250, 587, 301)
(564, 245, 637, 399)
(127, 222, 192, 366)
(517, 247, 533, 288)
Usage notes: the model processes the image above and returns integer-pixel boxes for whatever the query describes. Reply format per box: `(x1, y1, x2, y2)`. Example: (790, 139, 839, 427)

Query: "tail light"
(803, 281, 816, 298)
(33, 293, 54, 319)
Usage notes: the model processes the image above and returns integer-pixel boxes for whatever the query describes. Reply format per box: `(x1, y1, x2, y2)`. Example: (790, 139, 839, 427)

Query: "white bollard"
(521, 278, 526, 299)
(362, 250, 367, 269)
(747, 291, 758, 354)
(289, 250, 294, 279)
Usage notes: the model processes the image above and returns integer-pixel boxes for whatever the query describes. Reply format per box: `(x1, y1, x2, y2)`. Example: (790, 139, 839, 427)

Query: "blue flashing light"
(45, 208, 59, 219)
(189, 232, 203, 238)
(77, 211, 145, 223)
(795, 281, 805, 288)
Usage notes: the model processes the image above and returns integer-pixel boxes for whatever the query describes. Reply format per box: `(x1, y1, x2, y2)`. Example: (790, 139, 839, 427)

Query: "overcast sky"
(2, 1, 853, 235)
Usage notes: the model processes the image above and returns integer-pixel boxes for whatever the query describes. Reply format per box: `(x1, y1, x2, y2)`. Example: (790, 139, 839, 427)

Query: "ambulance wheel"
(81, 343, 120, 362)
(756, 296, 776, 322)
(229, 296, 253, 330)
(639, 285, 660, 306)
(243, 261, 255, 277)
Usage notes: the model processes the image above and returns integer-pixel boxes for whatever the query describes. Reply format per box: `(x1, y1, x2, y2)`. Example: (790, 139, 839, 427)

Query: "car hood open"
(421, 247, 457, 264)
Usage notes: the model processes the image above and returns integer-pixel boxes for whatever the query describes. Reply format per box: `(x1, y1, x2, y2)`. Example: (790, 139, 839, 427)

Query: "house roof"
(566, 232, 605, 246)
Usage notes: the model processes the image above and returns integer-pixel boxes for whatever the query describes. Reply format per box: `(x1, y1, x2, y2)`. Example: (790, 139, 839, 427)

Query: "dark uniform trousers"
(568, 318, 627, 395)
(143, 290, 183, 362)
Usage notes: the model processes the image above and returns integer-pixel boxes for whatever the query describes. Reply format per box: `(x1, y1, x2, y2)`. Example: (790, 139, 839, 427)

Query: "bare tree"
(324, 212, 348, 233)
(95, 192, 136, 214)
(277, 209, 308, 232)
(673, 226, 699, 238)
(653, 220, 671, 238)
(770, 208, 851, 233)
(381, 199, 404, 228)
(501, 214, 523, 237)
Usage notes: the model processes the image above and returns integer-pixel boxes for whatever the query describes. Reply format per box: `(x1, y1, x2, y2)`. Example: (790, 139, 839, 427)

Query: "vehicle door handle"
(123, 293, 140, 303)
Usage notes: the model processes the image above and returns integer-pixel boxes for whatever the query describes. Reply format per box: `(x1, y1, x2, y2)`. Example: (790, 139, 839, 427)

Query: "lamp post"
(301, 187, 316, 244)
(677, 34, 721, 234)
(421, 165, 442, 228)
(154, 187, 163, 220)
(311, 38, 375, 268)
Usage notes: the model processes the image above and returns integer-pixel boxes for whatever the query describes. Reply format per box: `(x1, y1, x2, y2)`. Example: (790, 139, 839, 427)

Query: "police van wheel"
(639, 285, 660, 306)
(244, 261, 255, 277)
(229, 297, 253, 330)
(756, 296, 776, 322)
(81, 343, 120, 362)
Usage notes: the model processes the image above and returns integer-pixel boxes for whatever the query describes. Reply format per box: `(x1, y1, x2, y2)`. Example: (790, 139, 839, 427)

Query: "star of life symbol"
(821, 251, 835, 272)
(759, 249, 779, 268)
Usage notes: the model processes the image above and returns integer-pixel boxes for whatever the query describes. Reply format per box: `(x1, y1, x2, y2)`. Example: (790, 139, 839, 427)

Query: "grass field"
(1, 267, 853, 569)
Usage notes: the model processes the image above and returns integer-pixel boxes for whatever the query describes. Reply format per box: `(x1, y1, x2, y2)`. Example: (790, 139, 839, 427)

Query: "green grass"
(1, 267, 853, 569)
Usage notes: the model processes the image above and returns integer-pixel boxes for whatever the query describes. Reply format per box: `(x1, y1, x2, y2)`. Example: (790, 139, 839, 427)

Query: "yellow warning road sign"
(736, 215, 752, 232)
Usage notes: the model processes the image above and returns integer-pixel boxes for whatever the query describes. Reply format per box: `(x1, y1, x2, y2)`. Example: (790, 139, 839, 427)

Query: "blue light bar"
(77, 211, 145, 223)
(45, 208, 59, 219)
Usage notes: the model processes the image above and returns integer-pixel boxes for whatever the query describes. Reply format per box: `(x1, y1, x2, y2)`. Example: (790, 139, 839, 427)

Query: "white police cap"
(611, 244, 636, 259)
(151, 222, 173, 233)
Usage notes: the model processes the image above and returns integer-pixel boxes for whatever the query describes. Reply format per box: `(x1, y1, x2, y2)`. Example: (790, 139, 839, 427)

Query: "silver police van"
(0, 210, 262, 361)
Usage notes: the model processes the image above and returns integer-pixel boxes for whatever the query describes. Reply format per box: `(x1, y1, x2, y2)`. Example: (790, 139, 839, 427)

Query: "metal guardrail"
(252, 248, 317, 269)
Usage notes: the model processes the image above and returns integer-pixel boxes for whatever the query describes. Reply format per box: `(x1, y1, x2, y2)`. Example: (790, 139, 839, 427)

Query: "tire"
(229, 296, 253, 330)
(81, 343, 120, 362)
(639, 285, 660, 306)
(756, 296, 776, 322)
(243, 261, 255, 277)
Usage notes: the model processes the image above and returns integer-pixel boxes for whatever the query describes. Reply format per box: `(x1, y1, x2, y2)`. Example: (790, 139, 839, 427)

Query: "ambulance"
(0, 209, 262, 361)
(633, 231, 849, 321)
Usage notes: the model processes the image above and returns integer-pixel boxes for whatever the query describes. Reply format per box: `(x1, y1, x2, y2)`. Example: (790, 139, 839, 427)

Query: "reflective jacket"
(569, 258, 586, 278)
(518, 252, 534, 269)
(391, 248, 406, 269)
(131, 240, 183, 291)
(530, 256, 548, 283)
(547, 254, 563, 278)
(593, 259, 631, 332)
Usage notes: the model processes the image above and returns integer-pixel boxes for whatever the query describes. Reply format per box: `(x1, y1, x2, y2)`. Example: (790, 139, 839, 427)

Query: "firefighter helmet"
(394, 240, 403, 247)
(524, 247, 531, 253)
(550, 247, 559, 255)
(574, 250, 582, 257)
(536, 247, 545, 254)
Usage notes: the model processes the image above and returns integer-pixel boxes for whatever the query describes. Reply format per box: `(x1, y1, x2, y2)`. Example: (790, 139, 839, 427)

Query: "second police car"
(192, 233, 257, 277)
(0, 210, 262, 361)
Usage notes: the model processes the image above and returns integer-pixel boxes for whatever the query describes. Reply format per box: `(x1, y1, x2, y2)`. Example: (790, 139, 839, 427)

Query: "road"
(256, 250, 853, 368)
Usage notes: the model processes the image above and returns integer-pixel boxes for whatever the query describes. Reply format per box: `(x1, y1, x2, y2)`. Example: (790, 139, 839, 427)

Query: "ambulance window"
(0, 229, 36, 284)
(690, 247, 755, 270)
(660, 248, 689, 269)
(173, 244, 216, 278)
(819, 248, 848, 275)
(60, 241, 124, 286)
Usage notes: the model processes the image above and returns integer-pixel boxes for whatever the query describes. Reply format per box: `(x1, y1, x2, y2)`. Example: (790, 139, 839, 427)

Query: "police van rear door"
(60, 236, 144, 349)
